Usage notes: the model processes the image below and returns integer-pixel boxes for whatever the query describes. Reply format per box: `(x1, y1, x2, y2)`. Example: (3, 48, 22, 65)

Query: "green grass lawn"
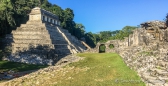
(54, 53, 145, 86)
(0, 61, 48, 72)
(2, 53, 145, 86)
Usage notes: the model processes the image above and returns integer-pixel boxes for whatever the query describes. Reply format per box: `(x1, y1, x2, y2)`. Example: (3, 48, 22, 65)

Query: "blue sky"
(48, 0, 168, 33)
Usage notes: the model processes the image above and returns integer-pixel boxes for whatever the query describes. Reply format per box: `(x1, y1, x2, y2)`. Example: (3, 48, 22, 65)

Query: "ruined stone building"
(87, 20, 168, 53)
(5, 7, 87, 65)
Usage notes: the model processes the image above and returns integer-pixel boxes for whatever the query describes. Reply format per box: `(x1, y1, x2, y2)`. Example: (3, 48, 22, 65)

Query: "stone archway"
(99, 44, 106, 53)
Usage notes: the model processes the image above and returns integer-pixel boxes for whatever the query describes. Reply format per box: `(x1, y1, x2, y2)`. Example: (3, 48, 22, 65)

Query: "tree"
(112, 26, 136, 40)
(0, 0, 16, 35)
(50, 4, 64, 22)
(84, 32, 96, 48)
(74, 23, 85, 39)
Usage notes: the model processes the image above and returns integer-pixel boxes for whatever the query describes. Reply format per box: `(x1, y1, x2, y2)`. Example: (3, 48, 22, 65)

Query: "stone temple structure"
(5, 7, 87, 65)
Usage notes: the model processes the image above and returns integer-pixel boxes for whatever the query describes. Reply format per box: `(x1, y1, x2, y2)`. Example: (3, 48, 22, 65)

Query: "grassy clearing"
(54, 53, 145, 86)
(3, 53, 145, 86)
(0, 61, 48, 72)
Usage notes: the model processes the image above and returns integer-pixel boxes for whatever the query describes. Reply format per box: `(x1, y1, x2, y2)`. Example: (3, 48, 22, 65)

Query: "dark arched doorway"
(99, 44, 106, 53)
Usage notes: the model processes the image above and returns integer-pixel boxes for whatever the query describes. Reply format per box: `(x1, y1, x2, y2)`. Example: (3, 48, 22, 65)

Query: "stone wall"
(86, 37, 130, 53)
(119, 21, 168, 85)
(88, 21, 168, 53)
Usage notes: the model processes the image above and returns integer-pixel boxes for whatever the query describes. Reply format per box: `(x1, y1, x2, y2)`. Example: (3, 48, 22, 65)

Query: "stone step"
(55, 48, 71, 50)
(12, 30, 49, 35)
(26, 49, 55, 54)
(53, 40, 68, 44)
(47, 27, 58, 31)
(12, 47, 55, 54)
(12, 43, 55, 49)
(15, 28, 47, 31)
(20, 24, 46, 28)
(51, 36, 65, 40)
(55, 49, 71, 54)
(26, 21, 43, 25)
(47, 30, 60, 35)
(13, 39, 52, 44)
(12, 48, 54, 53)
(54, 44, 69, 49)
(13, 35, 51, 40)
(50, 35, 63, 38)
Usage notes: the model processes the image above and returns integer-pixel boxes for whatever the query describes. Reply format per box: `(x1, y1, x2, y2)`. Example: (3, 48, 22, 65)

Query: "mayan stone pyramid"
(5, 7, 86, 65)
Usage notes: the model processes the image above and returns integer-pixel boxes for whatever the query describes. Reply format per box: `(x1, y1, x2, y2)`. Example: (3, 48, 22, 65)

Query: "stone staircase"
(6, 20, 86, 65)
(57, 27, 86, 52)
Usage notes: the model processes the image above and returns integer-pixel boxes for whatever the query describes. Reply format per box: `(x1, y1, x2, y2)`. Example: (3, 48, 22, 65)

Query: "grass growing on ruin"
(53, 53, 145, 86)
(0, 61, 48, 72)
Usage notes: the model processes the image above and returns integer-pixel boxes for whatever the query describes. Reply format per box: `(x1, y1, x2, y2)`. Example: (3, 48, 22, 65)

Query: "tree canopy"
(0, 0, 143, 48)
(83, 26, 137, 48)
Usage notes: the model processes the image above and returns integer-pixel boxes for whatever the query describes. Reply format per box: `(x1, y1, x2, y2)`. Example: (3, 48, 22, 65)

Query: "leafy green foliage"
(0, 0, 40, 36)
(84, 32, 100, 48)
(109, 44, 114, 49)
(74, 23, 85, 39)
(87, 26, 136, 45)
(83, 26, 136, 48)
(114, 26, 137, 40)
(99, 44, 106, 53)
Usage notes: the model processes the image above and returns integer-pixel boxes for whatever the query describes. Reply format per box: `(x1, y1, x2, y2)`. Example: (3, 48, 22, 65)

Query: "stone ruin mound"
(4, 7, 87, 65)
